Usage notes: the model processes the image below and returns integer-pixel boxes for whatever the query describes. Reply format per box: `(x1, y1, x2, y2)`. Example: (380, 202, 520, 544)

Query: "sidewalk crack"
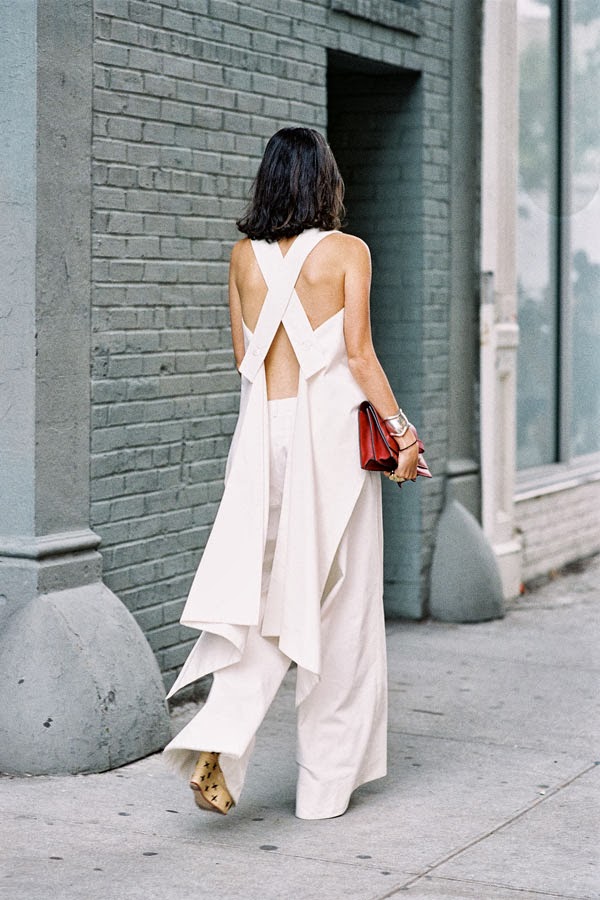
(370, 760, 599, 899)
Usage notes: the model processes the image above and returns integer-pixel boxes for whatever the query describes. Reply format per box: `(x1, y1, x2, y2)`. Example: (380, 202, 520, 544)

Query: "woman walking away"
(162, 127, 419, 820)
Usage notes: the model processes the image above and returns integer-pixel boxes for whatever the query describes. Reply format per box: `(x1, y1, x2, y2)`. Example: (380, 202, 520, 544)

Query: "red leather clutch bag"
(358, 400, 432, 488)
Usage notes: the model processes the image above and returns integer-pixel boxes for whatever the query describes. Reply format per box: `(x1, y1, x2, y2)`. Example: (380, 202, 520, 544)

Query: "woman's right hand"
(384, 430, 420, 483)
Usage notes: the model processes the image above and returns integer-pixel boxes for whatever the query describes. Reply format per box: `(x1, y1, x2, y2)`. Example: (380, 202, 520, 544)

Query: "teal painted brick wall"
(90, 0, 459, 691)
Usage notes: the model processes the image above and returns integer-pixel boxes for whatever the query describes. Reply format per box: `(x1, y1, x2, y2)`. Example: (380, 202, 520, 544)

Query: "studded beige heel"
(189, 751, 235, 815)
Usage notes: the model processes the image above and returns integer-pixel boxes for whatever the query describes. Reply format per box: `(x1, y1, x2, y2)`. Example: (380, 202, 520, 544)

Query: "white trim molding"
(480, 0, 523, 599)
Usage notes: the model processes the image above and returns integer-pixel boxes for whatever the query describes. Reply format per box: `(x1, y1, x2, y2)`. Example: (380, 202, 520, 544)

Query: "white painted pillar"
(480, 0, 523, 598)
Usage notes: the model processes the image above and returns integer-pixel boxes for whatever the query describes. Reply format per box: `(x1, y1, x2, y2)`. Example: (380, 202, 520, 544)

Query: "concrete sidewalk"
(2, 557, 599, 900)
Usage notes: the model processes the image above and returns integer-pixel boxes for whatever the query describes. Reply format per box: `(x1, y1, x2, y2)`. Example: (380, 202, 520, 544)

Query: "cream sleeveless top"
(166, 228, 379, 707)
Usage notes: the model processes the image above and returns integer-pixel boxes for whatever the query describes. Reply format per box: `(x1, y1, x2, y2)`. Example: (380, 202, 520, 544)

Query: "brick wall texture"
(516, 481, 600, 583)
(90, 0, 455, 690)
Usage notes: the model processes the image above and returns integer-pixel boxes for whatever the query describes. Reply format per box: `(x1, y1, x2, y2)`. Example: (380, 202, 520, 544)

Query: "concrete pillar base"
(0, 567, 171, 775)
(494, 537, 524, 601)
(429, 499, 505, 623)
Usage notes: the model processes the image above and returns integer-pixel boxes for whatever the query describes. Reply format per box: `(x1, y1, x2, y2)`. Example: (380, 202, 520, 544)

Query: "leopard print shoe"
(189, 751, 235, 815)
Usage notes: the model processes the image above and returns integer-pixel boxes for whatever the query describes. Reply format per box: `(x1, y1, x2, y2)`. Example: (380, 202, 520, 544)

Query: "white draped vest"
(166, 228, 382, 707)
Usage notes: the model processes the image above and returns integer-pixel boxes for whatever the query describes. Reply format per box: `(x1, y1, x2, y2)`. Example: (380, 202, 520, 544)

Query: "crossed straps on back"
(238, 228, 337, 383)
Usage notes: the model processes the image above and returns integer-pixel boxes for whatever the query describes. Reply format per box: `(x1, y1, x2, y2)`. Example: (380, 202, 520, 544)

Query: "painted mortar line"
(370, 759, 599, 899)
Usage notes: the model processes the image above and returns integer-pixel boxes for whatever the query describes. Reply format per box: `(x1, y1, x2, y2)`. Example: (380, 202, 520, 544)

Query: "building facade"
(480, 0, 600, 595)
(2, 0, 597, 773)
(88, 0, 471, 691)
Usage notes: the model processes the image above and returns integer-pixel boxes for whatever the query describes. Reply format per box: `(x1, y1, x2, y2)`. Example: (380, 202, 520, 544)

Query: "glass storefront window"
(517, 0, 600, 469)
(516, 0, 560, 469)
(570, 0, 600, 456)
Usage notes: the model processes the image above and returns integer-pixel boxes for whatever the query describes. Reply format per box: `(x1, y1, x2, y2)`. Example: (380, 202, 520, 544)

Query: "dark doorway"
(327, 51, 425, 617)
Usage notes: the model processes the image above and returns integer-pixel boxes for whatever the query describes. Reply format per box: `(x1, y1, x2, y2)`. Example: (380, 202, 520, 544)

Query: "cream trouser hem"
(162, 396, 388, 819)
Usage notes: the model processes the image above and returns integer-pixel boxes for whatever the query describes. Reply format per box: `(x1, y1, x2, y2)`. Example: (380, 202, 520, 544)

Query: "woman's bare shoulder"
(229, 237, 254, 274)
(325, 231, 370, 258)
(320, 232, 371, 271)
(230, 236, 251, 257)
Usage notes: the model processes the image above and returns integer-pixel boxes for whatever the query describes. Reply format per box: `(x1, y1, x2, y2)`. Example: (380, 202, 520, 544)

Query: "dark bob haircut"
(236, 127, 345, 242)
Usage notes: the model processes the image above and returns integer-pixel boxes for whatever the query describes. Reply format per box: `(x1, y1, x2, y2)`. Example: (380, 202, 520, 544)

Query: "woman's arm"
(342, 236, 419, 481)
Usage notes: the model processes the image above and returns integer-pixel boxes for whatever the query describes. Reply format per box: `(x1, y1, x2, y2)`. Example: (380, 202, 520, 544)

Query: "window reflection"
(516, 0, 559, 469)
(570, 0, 600, 456)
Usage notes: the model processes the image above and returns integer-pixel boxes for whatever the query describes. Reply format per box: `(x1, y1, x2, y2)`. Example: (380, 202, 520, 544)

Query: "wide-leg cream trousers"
(163, 396, 388, 820)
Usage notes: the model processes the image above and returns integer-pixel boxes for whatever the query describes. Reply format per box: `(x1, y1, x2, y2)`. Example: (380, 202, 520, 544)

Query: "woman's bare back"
(228, 228, 420, 481)
(229, 232, 350, 400)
